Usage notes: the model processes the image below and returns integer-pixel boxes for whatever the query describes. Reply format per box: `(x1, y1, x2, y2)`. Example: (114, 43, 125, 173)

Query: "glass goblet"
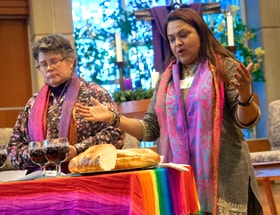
(28, 141, 48, 177)
(43, 137, 69, 177)
(0, 145, 8, 169)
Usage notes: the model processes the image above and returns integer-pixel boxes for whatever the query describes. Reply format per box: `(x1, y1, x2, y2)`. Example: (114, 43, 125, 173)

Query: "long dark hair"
(163, 8, 236, 83)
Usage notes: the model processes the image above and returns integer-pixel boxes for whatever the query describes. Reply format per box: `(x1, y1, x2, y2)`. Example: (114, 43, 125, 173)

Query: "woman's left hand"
(231, 63, 260, 125)
(230, 62, 253, 99)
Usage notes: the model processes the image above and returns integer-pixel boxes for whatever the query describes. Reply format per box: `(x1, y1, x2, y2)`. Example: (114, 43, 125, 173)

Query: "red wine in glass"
(44, 145, 69, 164)
(43, 137, 69, 176)
(28, 141, 48, 177)
(29, 148, 48, 166)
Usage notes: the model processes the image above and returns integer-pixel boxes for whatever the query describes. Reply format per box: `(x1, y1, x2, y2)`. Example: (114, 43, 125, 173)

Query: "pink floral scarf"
(155, 60, 224, 213)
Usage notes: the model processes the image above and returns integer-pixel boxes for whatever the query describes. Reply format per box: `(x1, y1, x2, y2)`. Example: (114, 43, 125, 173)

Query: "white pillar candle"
(226, 13, 234, 46)
(115, 32, 123, 62)
(151, 71, 159, 89)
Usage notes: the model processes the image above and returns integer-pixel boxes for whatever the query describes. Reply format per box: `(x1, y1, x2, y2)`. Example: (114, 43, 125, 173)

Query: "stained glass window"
(72, 0, 168, 95)
(72, 0, 241, 95)
(72, 0, 256, 141)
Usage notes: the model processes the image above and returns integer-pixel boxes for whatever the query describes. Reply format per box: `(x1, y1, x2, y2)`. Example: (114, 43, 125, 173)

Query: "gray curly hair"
(32, 33, 76, 62)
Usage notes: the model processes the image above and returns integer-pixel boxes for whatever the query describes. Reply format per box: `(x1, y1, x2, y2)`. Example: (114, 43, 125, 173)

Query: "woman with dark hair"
(7, 34, 125, 174)
(77, 8, 263, 214)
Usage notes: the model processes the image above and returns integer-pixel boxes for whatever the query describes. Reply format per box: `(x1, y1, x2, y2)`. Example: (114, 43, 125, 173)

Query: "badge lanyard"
(180, 76, 194, 89)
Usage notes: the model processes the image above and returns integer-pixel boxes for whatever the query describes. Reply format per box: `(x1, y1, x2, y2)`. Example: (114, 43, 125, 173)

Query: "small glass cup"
(43, 137, 69, 177)
(0, 145, 8, 168)
(28, 141, 48, 177)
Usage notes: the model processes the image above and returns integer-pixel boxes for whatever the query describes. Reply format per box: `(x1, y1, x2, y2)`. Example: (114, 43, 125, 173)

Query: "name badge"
(180, 77, 194, 89)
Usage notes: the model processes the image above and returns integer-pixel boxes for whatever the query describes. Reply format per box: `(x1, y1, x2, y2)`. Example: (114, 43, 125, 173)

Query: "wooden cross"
(134, 2, 221, 20)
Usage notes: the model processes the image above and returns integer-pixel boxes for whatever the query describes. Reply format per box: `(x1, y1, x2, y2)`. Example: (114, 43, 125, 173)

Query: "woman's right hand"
(75, 97, 114, 124)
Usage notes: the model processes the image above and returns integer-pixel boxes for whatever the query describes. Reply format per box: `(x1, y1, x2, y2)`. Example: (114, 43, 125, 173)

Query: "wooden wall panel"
(0, 1, 31, 128)
(0, 110, 19, 128)
(0, 0, 28, 16)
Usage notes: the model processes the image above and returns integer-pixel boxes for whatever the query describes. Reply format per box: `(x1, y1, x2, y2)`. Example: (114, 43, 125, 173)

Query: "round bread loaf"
(68, 144, 117, 173)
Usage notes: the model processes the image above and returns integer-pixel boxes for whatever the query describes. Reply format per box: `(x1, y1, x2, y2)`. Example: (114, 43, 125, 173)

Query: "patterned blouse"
(8, 77, 124, 170)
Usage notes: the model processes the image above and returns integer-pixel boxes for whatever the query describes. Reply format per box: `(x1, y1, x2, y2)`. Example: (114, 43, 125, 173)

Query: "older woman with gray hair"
(7, 33, 124, 173)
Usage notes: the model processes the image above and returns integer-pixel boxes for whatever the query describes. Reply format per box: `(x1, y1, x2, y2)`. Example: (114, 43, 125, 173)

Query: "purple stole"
(28, 74, 80, 142)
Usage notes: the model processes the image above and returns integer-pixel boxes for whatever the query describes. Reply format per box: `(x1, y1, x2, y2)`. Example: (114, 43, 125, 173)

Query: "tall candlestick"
(226, 13, 234, 46)
(115, 32, 123, 62)
(116, 61, 125, 91)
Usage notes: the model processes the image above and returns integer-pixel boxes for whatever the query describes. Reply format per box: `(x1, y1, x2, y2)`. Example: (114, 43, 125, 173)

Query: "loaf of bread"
(68, 144, 117, 173)
(68, 144, 160, 173)
(115, 148, 160, 169)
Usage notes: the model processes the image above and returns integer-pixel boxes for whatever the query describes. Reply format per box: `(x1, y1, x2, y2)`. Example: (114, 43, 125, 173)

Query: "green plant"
(211, 5, 265, 81)
(113, 88, 154, 104)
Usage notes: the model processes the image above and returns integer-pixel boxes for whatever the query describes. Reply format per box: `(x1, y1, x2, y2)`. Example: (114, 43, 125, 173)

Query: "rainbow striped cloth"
(0, 167, 200, 214)
(133, 166, 201, 214)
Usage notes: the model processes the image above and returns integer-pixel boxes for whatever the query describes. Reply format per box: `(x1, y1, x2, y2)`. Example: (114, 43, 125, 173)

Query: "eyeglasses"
(36, 57, 65, 71)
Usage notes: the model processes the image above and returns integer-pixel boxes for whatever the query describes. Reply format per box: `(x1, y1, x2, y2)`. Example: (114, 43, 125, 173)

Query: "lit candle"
(151, 71, 159, 89)
(226, 13, 234, 46)
(115, 32, 123, 62)
(124, 78, 133, 90)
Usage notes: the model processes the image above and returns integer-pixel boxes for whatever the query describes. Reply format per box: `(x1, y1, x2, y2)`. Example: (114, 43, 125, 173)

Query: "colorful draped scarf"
(155, 60, 224, 213)
(28, 74, 80, 145)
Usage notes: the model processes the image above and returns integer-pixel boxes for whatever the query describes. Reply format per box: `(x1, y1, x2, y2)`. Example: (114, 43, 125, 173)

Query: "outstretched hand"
(230, 62, 253, 97)
(75, 97, 113, 123)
